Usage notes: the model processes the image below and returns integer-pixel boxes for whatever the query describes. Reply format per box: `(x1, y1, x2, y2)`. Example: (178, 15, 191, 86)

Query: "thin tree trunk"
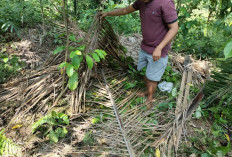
(62, 0, 69, 90)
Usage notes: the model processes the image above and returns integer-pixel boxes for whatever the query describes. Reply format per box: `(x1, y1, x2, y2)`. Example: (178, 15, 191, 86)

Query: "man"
(100, 0, 178, 108)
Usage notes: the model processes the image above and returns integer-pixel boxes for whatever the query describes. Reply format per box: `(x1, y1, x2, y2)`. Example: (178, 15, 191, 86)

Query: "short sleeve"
(132, 0, 142, 10)
(161, 0, 178, 24)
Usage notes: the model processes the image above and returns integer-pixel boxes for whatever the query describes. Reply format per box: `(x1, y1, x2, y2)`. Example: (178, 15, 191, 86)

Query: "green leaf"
(91, 117, 101, 124)
(2, 57, 8, 63)
(95, 49, 106, 59)
(224, 40, 232, 59)
(70, 50, 82, 58)
(55, 127, 68, 138)
(53, 46, 65, 55)
(69, 34, 76, 42)
(91, 53, 100, 62)
(95, 49, 107, 56)
(58, 113, 69, 125)
(68, 72, 78, 91)
(58, 62, 67, 69)
(48, 130, 59, 143)
(71, 55, 81, 70)
(86, 55, 93, 69)
(51, 111, 57, 117)
(66, 64, 74, 77)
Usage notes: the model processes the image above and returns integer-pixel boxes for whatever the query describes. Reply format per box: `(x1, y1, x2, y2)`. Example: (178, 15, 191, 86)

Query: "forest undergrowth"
(0, 0, 232, 156)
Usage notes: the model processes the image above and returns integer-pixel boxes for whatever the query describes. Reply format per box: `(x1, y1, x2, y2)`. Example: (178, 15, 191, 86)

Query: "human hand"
(152, 47, 162, 61)
(98, 12, 108, 19)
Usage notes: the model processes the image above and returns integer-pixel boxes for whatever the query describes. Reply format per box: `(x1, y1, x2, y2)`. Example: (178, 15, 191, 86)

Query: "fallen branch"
(102, 69, 136, 157)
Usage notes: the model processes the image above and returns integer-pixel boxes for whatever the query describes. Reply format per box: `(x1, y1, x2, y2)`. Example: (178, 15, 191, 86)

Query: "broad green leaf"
(69, 34, 76, 42)
(92, 117, 100, 124)
(68, 72, 78, 91)
(224, 40, 232, 59)
(58, 62, 67, 69)
(94, 49, 107, 59)
(91, 53, 100, 62)
(95, 50, 104, 59)
(55, 127, 68, 138)
(71, 55, 81, 70)
(95, 49, 107, 56)
(70, 50, 82, 58)
(86, 55, 93, 69)
(49, 130, 59, 143)
(2, 57, 8, 63)
(53, 46, 65, 55)
(58, 113, 69, 125)
(66, 64, 74, 77)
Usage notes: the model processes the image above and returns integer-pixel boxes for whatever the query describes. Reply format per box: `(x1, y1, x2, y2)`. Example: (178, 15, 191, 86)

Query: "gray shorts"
(137, 49, 168, 82)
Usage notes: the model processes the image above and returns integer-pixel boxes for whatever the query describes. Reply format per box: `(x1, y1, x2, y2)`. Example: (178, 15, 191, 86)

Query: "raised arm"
(99, 5, 136, 18)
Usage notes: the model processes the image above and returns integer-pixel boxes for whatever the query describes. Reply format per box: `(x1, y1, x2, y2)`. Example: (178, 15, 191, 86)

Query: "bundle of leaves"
(32, 111, 69, 143)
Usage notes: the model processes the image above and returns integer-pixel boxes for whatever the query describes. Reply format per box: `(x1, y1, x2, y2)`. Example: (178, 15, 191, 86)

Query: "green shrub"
(0, 0, 42, 35)
(77, 0, 140, 35)
(0, 52, 25, 84)
(32, 111, 69, 143)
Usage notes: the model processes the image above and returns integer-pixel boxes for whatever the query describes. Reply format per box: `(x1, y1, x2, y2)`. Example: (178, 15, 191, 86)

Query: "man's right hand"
(98, 12, 108, 19)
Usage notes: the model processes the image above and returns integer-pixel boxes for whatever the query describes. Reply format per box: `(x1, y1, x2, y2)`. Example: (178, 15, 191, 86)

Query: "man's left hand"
(152, 47, 162, 61)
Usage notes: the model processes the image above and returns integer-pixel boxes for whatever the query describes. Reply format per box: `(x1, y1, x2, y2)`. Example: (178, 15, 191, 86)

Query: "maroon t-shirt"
(133, 0, 178, 57)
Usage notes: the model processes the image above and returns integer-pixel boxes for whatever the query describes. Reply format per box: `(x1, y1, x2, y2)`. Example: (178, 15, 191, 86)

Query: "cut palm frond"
(204, 58, 232, 106)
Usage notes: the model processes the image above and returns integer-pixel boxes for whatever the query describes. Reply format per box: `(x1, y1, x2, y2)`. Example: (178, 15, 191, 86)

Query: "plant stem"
(62, 0, 69, 91)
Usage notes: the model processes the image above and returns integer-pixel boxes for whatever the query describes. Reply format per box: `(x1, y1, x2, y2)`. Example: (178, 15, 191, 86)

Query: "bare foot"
(145, 98, 153, 109)
(147, 103, 153, 109)
(137, 91, 148, 97)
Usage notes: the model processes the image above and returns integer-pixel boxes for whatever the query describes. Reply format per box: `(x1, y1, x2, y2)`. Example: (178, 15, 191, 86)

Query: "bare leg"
(145, 76, 158, 109)
(137, 77, 149, 96)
